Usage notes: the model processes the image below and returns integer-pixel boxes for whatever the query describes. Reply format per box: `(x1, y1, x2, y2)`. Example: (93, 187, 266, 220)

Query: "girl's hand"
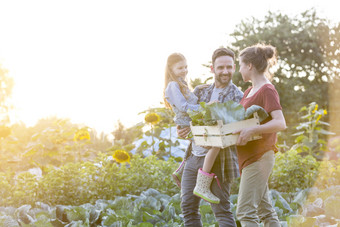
(234, 126, 256, 146)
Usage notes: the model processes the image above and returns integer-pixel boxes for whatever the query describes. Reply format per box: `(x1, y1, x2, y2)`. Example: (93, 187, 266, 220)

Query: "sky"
(0, 0, 339, 136)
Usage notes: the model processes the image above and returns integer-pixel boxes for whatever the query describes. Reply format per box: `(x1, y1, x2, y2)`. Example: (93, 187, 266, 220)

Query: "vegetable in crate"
(187, 100, 268, 126)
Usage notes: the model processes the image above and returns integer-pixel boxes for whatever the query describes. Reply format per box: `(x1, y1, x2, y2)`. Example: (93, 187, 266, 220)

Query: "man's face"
(212, 55, 235, 87)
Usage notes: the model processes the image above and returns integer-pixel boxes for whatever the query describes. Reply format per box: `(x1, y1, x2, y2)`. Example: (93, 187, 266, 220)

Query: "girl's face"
(239, 57, 250, 82)
(171, 60, 188, 79)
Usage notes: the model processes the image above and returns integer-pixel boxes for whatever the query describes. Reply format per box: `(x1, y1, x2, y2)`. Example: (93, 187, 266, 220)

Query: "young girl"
(163, 53, 221, 204)
(235, 44, 286, 226)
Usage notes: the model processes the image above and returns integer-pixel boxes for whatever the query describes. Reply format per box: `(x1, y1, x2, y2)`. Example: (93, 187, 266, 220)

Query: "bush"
(269, 149, 320, 194)
(1, 154, 179, 207)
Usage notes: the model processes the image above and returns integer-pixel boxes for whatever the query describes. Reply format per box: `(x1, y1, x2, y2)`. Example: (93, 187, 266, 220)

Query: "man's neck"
(215, 81, 230, 89)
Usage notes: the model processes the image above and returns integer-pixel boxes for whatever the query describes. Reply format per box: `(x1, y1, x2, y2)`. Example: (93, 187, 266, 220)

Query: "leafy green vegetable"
(187, 101, 268, 126)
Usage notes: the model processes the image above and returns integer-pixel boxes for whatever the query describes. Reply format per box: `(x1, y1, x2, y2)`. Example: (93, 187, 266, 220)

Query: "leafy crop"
(187, 101, 268, 126)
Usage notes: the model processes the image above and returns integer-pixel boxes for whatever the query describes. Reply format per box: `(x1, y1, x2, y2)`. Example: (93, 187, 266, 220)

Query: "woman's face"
(239, 57, 250, 82)
(171, 60, 188, 79)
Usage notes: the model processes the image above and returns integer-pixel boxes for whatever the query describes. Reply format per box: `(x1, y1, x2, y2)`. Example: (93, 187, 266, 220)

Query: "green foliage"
(291, 102, 334, 158)
(190, 77, 213, 89)
(4, 186, 340, 226)
(111, 120, 143, 146)
(0, 189, 184, 226)
(229, 8, 340, 145)
(0, 154, 179, 207)
(0, 117, 112, 173)
(312, 159, 340, 190)
(269, 149, 320, 195)
(188, 101, 268, 126)
(136, 107, 183, 159)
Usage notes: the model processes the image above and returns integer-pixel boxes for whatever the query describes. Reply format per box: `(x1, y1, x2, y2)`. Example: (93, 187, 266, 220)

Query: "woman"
(234, 44, 286, 226)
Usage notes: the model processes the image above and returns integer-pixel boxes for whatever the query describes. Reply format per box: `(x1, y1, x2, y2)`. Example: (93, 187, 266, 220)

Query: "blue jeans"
(181, 153, 236, 227)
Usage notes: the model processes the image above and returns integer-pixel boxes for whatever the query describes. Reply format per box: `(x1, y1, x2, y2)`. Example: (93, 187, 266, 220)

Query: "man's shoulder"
(194, 83, 213, 94)
(229, 82, 243, 92)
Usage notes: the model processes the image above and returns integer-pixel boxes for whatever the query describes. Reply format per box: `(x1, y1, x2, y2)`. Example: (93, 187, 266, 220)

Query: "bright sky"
(0, 0, 339, 135)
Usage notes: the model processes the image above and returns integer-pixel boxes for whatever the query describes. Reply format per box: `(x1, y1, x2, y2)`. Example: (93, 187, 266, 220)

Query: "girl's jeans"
(181, 153, 236, 227)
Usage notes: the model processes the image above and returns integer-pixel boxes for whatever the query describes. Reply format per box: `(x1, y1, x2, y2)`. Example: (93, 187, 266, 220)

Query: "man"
(177, 47, 243, 227)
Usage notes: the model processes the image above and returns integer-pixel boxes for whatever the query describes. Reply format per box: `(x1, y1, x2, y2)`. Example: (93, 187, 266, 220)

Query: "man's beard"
(216, 73, 231, 86)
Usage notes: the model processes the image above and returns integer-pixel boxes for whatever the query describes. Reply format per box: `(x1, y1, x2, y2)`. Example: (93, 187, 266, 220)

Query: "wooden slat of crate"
(193, 135, 225, 147)
(220, 117, 260, 135)
(192, 134, 262, 148)
(190, 120, 224, 136)
(190, 113, 262, 148)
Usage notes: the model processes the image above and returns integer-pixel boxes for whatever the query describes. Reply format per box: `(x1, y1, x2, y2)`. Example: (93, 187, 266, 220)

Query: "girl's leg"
(193, 147, 221, 204)
(202, 147, 220, 173)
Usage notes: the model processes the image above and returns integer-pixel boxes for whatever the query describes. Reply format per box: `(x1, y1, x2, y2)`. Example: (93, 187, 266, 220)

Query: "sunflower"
(144, 112, 161, 125)
(112, 149, 131, 164)
(74, 128, 91, 141)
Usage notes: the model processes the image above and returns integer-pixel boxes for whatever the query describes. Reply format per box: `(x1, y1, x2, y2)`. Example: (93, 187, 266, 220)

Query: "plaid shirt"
(189, 81, 244, 181)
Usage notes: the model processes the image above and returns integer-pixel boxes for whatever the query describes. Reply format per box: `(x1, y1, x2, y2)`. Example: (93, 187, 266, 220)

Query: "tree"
(228, 8, 340, 144)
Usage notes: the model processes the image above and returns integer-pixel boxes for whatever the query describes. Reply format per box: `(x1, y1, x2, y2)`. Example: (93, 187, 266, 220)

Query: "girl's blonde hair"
(163, 53, 189, 109)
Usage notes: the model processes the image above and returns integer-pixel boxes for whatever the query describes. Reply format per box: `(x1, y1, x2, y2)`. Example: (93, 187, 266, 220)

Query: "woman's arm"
(234, 109, 286, 146)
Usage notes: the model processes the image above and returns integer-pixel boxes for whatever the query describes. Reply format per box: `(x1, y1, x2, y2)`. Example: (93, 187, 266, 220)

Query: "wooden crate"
(190, 113, 262, 148)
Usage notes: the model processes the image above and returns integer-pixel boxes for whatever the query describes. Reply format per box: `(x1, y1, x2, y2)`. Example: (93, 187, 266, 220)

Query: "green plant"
(0, 154, 179, 207)
(269, 149, 320, 196)
(291, 102, 334, 158)
(188, 101, 268, 126)
(137, 107, 181, 160)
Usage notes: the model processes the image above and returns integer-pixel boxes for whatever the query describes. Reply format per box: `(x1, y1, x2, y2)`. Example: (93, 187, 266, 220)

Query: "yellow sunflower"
(74, 128, 91, 141)
(112, 149, 131, 164)
(144, 112, 161, 125)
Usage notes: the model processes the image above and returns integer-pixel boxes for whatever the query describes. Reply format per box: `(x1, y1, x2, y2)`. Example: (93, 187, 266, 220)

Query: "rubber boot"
(172, 160, 186, 188)
(193, 168, 220, 204)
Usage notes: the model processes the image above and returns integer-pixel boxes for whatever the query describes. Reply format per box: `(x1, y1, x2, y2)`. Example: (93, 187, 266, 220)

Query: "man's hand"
(195, 84, 210, 90)
(177, 125, 191, 139)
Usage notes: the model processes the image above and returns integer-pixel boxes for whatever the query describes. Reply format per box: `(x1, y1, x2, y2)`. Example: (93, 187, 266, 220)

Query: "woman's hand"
(234, 126, 257, 146)
(233, 110, 286, 146)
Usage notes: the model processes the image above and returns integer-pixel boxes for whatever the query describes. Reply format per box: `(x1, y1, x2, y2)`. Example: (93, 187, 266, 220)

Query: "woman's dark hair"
(239, 44, 277, 73)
